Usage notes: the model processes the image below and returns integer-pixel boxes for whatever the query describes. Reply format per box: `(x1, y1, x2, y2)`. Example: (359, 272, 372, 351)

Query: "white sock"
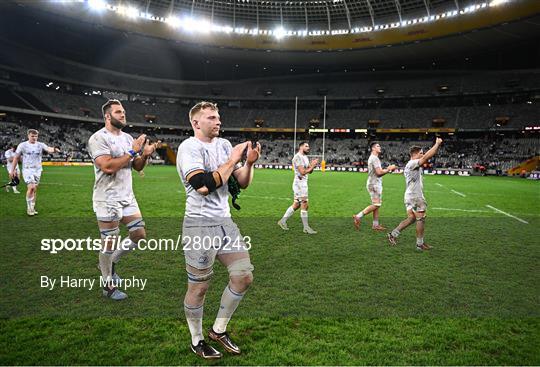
(98, 251, 113, 287)
(111, 239, 137, 264)
(300, 210, 310, 229)
(213, 285, 245, 334)
(185, 303, 204, 346)
(281, 206, 295, 222)
(356, 211, 364, 218)
(373, 219, 379, 226)
(391, 228, 400, 237)
(26, 196, 34, 210)
(416, 237, 424, 246)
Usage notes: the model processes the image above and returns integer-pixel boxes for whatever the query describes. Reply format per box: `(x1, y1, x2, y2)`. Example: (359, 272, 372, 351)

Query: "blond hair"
(27, 129, 39, 135)
(189, 101, 218, 122)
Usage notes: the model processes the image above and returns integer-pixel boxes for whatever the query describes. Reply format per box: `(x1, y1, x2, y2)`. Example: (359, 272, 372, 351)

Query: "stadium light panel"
(87, 0, 107, 11)
(490, 0, 509, 6)
(273, 27, 286, 39)
(117, 5, 137, 18)
(166, 16, 181, 28)
(197, 20, 211, 33)
(125, 6, 139, 18)
(181, 17, 197, 32)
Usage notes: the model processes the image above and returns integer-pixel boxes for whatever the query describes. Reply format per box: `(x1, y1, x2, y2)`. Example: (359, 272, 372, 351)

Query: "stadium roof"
(127, 0, 466, 30)
(1, 0, 539, 80)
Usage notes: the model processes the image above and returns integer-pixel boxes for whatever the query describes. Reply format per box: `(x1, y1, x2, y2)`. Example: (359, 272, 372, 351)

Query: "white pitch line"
(432, 207, 490, 213)
(435, 183, 444, 187)
(451, 189, 466, 197)
(486, 205, 529, 224)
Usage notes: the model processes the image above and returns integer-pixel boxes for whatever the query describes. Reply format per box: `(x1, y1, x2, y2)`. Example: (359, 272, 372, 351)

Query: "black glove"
(228, 175, 242, 210)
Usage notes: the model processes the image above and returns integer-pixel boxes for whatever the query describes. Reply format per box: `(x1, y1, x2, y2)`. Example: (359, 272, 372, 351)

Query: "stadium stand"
(2, 118, 537, 172)
(1, 83, 537, 130)
(0, 43, 537, 173)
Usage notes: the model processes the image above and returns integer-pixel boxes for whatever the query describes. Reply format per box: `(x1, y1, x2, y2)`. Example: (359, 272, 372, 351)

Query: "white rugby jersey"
(15, 141, 49, 170)
(4, 149, 16, 164)
(366, 154, 382, 187)
(292, 153, 310, 183)
(87, 127, 134, 202)
(404, 159, 424, 200)
(177, 137, 238, 224)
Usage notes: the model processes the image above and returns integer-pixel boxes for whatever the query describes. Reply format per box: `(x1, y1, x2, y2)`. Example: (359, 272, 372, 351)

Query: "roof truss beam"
(365, 0, 376, 27)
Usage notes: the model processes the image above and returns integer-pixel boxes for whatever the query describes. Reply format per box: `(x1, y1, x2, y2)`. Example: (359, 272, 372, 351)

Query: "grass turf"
(0, 166, 539, 365)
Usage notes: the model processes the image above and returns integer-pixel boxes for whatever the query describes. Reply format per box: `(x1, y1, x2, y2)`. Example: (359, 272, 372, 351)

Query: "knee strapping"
(127, 218, 145, 232)
(100, 227, 120, 240)
(227, 258, 254, 277)
(186, 267, 214, 283)
(374, 203, 382, 207)
(416, 215, 426, 222)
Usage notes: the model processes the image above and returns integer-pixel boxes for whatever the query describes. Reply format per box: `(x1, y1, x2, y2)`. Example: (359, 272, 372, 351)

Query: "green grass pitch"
(0, 166, 539, 365)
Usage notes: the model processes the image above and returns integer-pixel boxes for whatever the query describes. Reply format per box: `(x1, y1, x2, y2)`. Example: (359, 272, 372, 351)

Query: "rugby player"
(353, 142, 396, 231)
(10, 130, 60, 215)
(277, 142, 318, 234)
(177, 101, 261, 359)
(4, 145, 20, 194)
(387, 138, 443, 250)
(88, 99, 159, 300)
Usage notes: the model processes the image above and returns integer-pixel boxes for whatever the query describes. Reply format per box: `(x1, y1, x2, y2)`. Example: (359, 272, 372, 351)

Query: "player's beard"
(110, 116, 126, 130)
(209, 127, 220, 138)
